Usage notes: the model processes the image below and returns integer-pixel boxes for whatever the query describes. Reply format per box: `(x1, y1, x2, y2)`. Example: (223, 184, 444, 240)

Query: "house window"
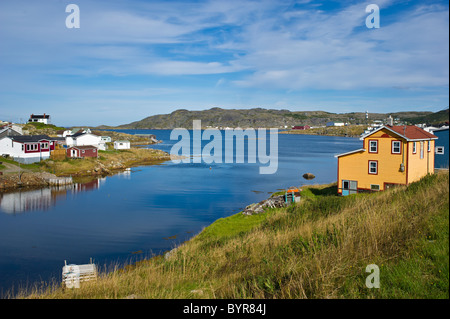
(420, 141, 424, 159)
(412, 142, 416, 154)
(392, 141, 401, 154)
(370, 184, 380, 191)
(435, 146, 444, 155)
(343, 180, 349, 189)
(369, 161, 378, 174)
(428, 141, 431, 152)
(22, 145, 24, 151)
(369, 140, 378, 153)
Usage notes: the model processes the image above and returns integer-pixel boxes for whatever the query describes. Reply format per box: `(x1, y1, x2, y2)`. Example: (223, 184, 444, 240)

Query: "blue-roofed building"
(432, 127, 449, 169)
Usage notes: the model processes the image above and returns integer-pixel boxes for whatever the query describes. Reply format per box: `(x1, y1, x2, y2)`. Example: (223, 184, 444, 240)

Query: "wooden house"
(67, 145, 98, 158)
(114, 140, 130, 150)
(292, 125, 310, 130)
(431, 127, 449, 169)
(335, 125, 437, 195)
(28, 113, 50, 124)
(65, 132, 106, 151)
(0, 135, 56, 164)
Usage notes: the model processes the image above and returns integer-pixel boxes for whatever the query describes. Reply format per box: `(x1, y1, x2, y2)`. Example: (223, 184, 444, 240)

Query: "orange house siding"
(407, 139, 435, 184)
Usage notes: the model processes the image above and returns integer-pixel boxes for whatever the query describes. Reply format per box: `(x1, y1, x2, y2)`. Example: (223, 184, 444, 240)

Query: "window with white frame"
(392, 141, 401, 154)
(369, 161, 378, 174)
(412, 142, 416, 154)
(428, 141, 431, 152)
(435, 146, 445, 155)
(369, 140, 378, 153)
(370, 184, 380, 191)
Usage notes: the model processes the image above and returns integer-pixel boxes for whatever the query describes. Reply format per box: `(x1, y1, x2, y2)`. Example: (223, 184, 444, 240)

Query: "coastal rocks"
(242, 195, 286, 215)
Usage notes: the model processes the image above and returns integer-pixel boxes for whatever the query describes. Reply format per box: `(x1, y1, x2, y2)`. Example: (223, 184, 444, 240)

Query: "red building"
(67, 145, 98, 158)
(292, 125, 311, 130)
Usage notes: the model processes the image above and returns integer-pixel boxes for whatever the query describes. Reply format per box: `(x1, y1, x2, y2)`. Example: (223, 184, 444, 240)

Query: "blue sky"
(0, 0, 448, 126)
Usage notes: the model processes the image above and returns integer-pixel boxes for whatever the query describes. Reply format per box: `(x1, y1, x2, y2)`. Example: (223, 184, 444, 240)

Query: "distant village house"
(0, 135, 57, 164)
(65, 131, 106, 151)
(292, 125, 310, 130)
(28, 113, 50, 125)
(326, 122, 345, 127)
(67, 145, 98, 159)
(114, 140, 130, 150)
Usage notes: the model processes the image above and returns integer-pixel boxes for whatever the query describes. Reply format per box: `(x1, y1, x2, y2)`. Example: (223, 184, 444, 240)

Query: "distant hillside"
(108, 107, 447, 129)
(402, 108, 449, 125)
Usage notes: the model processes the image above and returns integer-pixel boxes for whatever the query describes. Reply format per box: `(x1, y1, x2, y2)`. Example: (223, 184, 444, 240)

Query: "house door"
(342, 180, 358, 196)
(71, 149, 77, 157)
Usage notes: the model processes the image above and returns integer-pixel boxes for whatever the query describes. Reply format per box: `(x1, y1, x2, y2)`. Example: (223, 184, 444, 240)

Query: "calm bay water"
(0, 130, 361, 295)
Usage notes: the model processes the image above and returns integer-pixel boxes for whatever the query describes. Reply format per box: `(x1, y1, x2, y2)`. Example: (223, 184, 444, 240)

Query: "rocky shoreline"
(0, 148, 172, 191)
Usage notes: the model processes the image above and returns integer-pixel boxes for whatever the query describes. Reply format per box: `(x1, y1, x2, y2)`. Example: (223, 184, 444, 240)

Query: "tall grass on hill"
(19, 172, 448, 299)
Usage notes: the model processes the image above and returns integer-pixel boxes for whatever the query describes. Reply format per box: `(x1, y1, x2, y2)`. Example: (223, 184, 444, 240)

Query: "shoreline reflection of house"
(72, 178, 101, 193)
(0, 179, 104, 214)
(0, 186, 70, 214)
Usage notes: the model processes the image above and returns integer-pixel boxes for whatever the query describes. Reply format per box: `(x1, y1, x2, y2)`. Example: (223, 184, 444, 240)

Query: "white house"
(0, 135, 57, 164)
(65, 132, 106, 151)
(100, 136, 111, 143)
(114, 140, 130, 150)
(326, 122, 345, 127)
(28, 114, 50, 124)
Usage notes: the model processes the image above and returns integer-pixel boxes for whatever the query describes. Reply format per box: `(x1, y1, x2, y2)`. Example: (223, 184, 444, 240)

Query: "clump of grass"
(19, 172, 449, 299)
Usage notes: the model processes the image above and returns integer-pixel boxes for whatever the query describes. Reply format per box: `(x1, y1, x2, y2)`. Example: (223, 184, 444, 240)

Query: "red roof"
(387, 125, 437, 140)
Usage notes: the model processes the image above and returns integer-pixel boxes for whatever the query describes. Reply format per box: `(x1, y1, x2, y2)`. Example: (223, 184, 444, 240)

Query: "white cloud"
(230, 2, 449, 90)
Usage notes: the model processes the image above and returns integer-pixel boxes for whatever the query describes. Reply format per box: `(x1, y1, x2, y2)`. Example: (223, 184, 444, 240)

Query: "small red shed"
(67, 145, 98, 158)
(292, 125, 310, 130)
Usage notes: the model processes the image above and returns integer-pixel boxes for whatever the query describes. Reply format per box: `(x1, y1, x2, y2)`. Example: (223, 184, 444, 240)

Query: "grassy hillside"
(19, 171, 448, 299)
(403, 108, 449, 125)
(113, 107, 440, 129)
(280, 125, 367, 137)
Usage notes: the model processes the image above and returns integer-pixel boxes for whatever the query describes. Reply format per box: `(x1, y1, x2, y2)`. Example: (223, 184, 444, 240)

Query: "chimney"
(388, 115, 393, 126)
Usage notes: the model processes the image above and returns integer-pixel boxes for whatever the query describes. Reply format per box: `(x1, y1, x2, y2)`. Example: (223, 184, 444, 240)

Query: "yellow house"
(335, 125, 437, 195)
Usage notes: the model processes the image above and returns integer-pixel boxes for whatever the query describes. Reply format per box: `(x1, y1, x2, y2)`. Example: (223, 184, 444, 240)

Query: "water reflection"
(0, 179, 103, 214)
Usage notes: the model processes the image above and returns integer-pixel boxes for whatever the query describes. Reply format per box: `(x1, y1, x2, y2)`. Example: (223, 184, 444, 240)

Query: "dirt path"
(0, 162, 32, 175)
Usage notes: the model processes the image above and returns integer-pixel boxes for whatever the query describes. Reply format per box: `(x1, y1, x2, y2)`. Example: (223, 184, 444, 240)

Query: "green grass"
(196, 210, 276, 241)
(18, 172, 449, 299)
(24, 122, 65, 131)
(0, 157, 44, 172)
